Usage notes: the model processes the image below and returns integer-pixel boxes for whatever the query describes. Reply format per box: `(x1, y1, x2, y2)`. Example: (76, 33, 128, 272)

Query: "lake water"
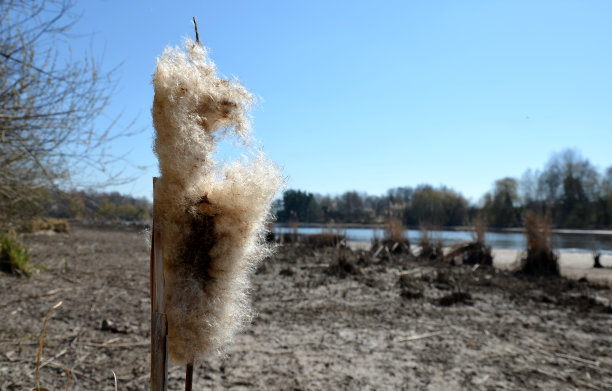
(275, 226, 612, 254)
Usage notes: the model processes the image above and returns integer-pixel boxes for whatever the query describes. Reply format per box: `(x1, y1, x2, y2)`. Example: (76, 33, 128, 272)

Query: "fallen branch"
(38, 348, 68, 369)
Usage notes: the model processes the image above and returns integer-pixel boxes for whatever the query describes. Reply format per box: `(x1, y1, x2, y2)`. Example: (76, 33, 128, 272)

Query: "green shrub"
(0, 234, 31, 277)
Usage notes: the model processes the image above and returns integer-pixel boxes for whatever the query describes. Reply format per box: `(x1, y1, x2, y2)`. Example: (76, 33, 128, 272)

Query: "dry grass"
(518, 212, 559, 277)
(471, 217, 486, 246)
(382, 218, 410, 254)
(445, 217, 493, 266)
(32, 301, 70, 391)
(418, 225, 443, 260)
(326, 241, 360, 278)
(385, 218, 406, 243)
(21, 218, 69, 234)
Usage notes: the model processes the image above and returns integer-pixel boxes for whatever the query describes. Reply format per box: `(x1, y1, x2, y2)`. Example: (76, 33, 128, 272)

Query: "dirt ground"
(1, 224, 612, 390)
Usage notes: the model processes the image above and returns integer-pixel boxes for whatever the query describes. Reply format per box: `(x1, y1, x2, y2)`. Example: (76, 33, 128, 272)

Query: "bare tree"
(0, 0, 133, 221)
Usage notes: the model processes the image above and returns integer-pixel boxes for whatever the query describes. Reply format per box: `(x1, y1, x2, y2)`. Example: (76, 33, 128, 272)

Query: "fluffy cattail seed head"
(152, 38, 282, 364)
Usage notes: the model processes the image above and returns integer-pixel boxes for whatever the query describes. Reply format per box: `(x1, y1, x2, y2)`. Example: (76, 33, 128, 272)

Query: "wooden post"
(150, 177, 168, 391)
(185, 362, 194, 391)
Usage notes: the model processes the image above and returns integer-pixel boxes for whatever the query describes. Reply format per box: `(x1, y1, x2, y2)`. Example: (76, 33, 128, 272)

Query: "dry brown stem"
(33, 301, 68, 391)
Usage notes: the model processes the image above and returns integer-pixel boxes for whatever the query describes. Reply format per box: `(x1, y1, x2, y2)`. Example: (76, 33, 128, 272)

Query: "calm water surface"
(275, 226, 612, 254)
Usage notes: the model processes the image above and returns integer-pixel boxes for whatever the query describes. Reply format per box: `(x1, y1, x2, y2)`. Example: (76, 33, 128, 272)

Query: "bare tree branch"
(0, 0, 139, 221)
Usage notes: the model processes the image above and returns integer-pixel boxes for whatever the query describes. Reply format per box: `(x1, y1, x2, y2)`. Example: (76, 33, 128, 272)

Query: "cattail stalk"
(150, 177, 168, 391)
(151, 22, 282, 378)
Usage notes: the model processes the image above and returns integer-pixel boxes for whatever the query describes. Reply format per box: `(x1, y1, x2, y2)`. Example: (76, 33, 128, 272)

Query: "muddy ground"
(1, 224, 612, 390)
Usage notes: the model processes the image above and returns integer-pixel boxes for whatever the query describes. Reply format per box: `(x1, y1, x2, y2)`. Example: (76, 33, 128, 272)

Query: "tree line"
(41, 189, 151, 223)
(274, 185, 471, 227)
(1, 3, 608, 231)
(275, 149, 612, 229)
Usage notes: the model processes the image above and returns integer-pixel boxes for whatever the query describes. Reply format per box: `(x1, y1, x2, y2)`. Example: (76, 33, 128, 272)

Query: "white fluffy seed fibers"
(152, 38, 282, 364)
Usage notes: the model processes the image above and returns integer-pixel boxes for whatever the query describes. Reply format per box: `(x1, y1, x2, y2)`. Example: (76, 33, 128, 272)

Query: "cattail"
(152, 38, 282, 364)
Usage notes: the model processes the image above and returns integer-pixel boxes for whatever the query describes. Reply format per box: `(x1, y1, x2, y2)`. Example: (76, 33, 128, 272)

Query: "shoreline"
(490, 248, 612, 269)
(275, 222, 612, 235)
(346, 241, 612, 286)
(492, 249, 612, 286)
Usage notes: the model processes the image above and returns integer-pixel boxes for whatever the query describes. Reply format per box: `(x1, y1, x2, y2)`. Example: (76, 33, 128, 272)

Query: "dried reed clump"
(326, 242, 361, 278)
(471, 217, 486, 246)
(445, 218, 492, 266)
(465, 217, 492, 266)
(383, 218, 410, 254)
(152, 39, 282, 364)
(518, 212, 559, 277)
(418, 226, 443, 260)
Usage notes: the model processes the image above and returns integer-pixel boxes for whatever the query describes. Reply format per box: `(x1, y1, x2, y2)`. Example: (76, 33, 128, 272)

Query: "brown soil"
(1, 225, 612, 390)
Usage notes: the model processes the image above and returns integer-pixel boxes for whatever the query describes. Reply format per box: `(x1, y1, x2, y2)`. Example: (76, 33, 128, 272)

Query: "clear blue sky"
(68, 0, 612, 203)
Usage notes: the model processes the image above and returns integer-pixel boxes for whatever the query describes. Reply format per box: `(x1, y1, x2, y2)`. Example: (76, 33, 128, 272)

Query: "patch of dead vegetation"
(2, 225, 612, 390)
(517, 212, 559, 277)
